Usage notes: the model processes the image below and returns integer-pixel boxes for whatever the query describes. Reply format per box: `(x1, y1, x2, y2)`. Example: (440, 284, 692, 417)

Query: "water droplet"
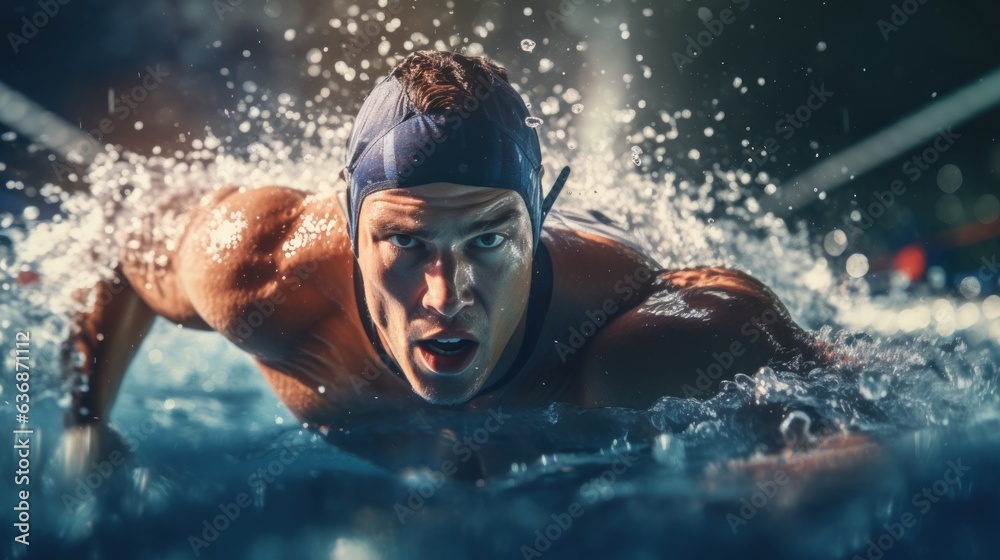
(631, 146, 643, 154)
(779, 410, 814, 447)
(859, 373, 889, 401)
(571, 103, 584, 114)
(631, 154, 642, 166)
(525, 116, 543, 128)
(652, 433, 685, 470)
(520, 39, 536, 52)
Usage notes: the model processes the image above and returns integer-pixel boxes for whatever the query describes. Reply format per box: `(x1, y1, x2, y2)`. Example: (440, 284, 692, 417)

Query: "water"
(2, 34, 1000, 560)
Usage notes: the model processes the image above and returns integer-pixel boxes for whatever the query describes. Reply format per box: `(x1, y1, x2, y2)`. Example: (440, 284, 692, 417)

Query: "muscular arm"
(63, 185, 344, 428)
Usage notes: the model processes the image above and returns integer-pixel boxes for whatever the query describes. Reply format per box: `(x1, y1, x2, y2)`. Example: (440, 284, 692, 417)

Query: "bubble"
(263, 1, 282, 18)
(780, 410, 815, 446)
(524, 116, 543, 128)
(859, 373, 889, 401)
(927, 266, 947, 290)
(973, 194, 999, 224)
(935, 194, 963, 224)
(652, 433, 685, 470)
(959, 276, 981, 300)
(520, 39, 536, 52)
(936, 164, 962, 193)
(846, 253, 869, 278)
(983, 295, 1000, 320)
(823, 229, 848, 256)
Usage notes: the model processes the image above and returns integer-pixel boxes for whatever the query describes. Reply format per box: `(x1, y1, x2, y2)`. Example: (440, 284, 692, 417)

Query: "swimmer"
(61, 51, 832, 443)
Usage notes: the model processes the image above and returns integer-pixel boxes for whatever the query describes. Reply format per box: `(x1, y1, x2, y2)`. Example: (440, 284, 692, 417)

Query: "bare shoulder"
(569, 265, 825, 407)
(657, 266, 784, 302)
(172, 186, 352, 354)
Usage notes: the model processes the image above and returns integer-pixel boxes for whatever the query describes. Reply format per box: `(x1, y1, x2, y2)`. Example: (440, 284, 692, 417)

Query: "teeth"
(435, 338, 461, 343)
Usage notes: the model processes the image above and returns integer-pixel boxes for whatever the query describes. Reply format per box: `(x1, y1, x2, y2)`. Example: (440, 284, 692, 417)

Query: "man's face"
(356, 183, 534, 405)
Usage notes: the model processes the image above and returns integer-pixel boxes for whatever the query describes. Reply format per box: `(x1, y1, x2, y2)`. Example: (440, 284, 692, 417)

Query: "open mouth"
(415, 338, 479, 374)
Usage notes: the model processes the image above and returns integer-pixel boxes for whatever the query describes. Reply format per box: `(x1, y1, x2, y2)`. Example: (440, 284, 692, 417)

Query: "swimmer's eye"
(472, 233, 505, 249)
(389, 234, 420, 249)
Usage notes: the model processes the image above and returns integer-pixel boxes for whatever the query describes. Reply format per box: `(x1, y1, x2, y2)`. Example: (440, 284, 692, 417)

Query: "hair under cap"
(344, 72, 544, 255)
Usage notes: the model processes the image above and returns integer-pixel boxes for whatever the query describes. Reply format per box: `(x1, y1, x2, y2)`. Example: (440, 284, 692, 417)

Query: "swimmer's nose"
(422, 252, 473, 318)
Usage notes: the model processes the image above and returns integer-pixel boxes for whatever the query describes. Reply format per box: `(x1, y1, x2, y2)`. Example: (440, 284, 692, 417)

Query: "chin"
(407, 368, 487, 406)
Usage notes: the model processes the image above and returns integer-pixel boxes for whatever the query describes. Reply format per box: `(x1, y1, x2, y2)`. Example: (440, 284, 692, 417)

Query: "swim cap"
(344, 72, 544, 256)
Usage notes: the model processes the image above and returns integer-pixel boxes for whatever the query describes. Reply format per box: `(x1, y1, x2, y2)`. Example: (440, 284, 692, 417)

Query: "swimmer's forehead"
(361, 183, 529, 234)
(367, 182, 522, 204)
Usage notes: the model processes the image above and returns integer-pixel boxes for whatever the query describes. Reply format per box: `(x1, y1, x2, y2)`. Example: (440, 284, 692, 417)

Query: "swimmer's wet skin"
(59, 51, 832, 461)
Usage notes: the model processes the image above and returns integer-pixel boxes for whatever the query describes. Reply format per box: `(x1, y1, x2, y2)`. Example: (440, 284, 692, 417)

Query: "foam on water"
(1, 39, 999, 560)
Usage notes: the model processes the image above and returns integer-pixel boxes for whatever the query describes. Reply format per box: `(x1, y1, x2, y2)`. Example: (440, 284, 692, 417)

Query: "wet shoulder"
(540, 206, 660, 314)
(493, 208, 662, 401)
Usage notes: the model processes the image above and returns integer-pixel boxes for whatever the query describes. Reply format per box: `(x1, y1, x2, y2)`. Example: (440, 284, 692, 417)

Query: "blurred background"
(1, 0, 998, 296)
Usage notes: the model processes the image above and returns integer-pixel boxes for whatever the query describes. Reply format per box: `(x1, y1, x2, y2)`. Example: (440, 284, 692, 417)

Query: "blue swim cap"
(344, 72, 544, 256)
